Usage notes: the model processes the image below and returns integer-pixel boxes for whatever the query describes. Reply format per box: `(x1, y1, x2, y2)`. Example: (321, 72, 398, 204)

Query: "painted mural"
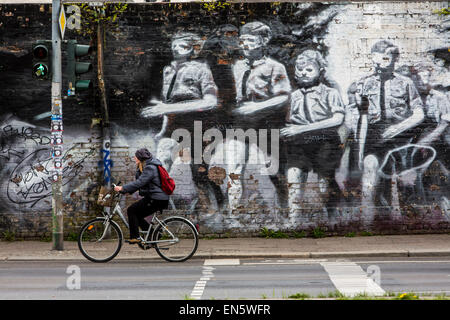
(0, 2, 449, 235)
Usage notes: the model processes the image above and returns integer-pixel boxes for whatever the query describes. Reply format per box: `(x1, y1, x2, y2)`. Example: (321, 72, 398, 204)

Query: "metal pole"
(51, 0, 64, 251)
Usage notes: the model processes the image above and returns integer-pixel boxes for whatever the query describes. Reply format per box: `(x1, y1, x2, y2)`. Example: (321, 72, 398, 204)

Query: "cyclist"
(114, 148, 169, 244)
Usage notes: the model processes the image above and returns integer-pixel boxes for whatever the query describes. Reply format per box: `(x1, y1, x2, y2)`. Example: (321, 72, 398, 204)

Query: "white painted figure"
(140, 31, 220, 212)
(280, 50, 345, 226)
(211, 21, 291, 217)
(350, 40, 425, 225)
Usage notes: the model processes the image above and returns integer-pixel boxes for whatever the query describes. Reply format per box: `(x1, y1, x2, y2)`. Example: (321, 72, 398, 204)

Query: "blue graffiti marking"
(99, 148, 113, 184)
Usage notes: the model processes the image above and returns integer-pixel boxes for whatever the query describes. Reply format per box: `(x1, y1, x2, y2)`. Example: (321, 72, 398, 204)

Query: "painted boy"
(212, 21, 292, 212)
(351, 40, 424, 212)
(280, 49, 345, 222)
(140, 31, 223, 210)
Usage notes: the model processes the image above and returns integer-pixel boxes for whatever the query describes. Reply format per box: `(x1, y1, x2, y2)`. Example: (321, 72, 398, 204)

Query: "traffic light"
(32, 40, 51, 80)
(67, 40, 93, 95)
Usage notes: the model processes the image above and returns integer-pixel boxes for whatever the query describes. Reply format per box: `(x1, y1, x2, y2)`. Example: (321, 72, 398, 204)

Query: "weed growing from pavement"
(66, 231, 79, 241)
(293, 230, 307, 238)
(258, 227, 387, 239)
(312, 227, 326, 239)
(285, 291, 450, 300)
(288, 293, 311, 299)
(2, 230, 15, 242)
(395, 292, 419, 300)
(260, 227, 290, 239)
(345, 232, 356, 237)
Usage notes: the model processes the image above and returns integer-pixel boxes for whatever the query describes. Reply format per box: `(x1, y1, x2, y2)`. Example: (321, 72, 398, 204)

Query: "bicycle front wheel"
(78, 218, 123, 263)
(153, 217, 198, 262)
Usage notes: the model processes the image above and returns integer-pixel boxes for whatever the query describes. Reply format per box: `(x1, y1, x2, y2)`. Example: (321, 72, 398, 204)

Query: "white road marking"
(244, 259, 450, 266)
(190, 266, 215, 300)
(321, 262, 385, 297)
(204, 259, 240, 266)
(243, 259, 328, 265)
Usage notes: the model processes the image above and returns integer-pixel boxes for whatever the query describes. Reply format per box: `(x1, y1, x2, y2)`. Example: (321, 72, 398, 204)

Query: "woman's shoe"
(127, 238, 141, 244)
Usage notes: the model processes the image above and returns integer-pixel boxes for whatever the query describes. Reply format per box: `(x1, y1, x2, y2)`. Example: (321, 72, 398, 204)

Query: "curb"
(2, 250, 450, 262)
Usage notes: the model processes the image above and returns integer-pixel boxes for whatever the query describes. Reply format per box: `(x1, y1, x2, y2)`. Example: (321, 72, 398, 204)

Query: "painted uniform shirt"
(162, 60, 218, 103)
(357, 72, 423, 125)
(232, 56, 291, 104)
(288, 83, 345, 125)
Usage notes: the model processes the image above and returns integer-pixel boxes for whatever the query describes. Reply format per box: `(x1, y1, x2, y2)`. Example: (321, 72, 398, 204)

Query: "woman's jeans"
(127, 197, 169, 239)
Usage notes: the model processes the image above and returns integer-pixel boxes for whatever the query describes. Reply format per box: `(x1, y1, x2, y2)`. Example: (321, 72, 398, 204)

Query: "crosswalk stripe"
(321, 262, 385, 297)
(189, 264, 216, 300)
(204, 259, 240, 266)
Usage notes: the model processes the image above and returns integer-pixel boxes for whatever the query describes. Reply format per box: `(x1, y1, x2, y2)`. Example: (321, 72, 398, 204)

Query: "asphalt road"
(1, 257, 450, 300)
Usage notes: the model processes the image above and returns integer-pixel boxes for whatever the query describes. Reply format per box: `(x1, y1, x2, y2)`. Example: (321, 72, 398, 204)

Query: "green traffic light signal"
(32, 41, 51, 80)
(67, 40, 93, 95)
(33, 63, 49, 78)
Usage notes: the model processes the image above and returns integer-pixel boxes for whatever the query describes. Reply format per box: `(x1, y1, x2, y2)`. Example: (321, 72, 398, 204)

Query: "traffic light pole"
(51, 0, 64, 251)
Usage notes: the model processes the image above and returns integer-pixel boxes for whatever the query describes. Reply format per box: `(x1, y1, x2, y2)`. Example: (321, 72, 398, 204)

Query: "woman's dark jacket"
(121, 158, 169, 201)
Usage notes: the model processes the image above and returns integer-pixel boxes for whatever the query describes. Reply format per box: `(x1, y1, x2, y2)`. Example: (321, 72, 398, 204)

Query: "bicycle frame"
(99, 192, 186, 246)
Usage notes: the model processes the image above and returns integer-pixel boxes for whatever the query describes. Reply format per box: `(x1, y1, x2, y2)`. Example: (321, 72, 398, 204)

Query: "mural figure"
(141, 31, 218, 128)
(280, 50, 345, 224)
(216, 21, 292, 213)
(413, 62, 450, 152)
(407, 62, 450, 208)
(350, 40, 425, 222)
(140, 31, 222, 211)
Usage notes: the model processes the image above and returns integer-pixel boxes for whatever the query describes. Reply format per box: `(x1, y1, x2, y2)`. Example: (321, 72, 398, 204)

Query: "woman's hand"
(114, 186, 123, 192)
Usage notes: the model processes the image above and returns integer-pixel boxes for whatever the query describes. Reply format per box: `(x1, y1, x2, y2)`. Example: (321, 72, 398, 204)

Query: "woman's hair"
(138, 161, 144, 173)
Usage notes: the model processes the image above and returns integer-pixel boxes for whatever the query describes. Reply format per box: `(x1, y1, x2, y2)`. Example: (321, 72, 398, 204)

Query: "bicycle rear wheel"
(78, 218, 123, 263)
(153, 217, 198, 262)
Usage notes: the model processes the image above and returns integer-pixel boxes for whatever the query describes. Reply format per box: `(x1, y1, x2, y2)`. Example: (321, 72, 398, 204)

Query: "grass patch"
(312, 227, 326, 239)
(66, 231, 79, 241)
(292, 230, 307, 238)
(280, 291, 450, 300)
(288, 293, 311, 300)
(344, 232, 356, 237)
(2, 230, 15, 242)
(394, 292, 419, 300)
(327, 290, 345, 298)
(40, 234, 52, 242)
(260, 227, 289, 239)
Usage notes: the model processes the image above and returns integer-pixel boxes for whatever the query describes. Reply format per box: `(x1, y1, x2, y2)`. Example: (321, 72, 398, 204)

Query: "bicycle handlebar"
(112, 181, 122, 188)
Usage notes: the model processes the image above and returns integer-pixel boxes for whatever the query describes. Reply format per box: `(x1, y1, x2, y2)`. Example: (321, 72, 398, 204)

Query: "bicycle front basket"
(97, 186, 115, 207)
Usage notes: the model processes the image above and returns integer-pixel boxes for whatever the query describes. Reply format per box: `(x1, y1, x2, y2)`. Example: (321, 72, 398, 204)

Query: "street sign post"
(51, 0, 64, 251)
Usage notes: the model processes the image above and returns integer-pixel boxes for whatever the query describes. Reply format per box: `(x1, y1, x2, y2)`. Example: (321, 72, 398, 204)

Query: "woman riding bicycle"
(114, 148, 169, 244)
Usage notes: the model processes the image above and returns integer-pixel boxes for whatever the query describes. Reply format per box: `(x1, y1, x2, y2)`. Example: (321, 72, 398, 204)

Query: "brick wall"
(0, 1, 449, 239)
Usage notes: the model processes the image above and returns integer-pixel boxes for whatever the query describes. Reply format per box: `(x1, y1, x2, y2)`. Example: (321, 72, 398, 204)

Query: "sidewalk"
(1, 234, 450, 261)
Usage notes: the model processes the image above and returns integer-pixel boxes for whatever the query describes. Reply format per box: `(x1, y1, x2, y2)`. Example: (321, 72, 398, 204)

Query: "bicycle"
(78, 183, 199, 263)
